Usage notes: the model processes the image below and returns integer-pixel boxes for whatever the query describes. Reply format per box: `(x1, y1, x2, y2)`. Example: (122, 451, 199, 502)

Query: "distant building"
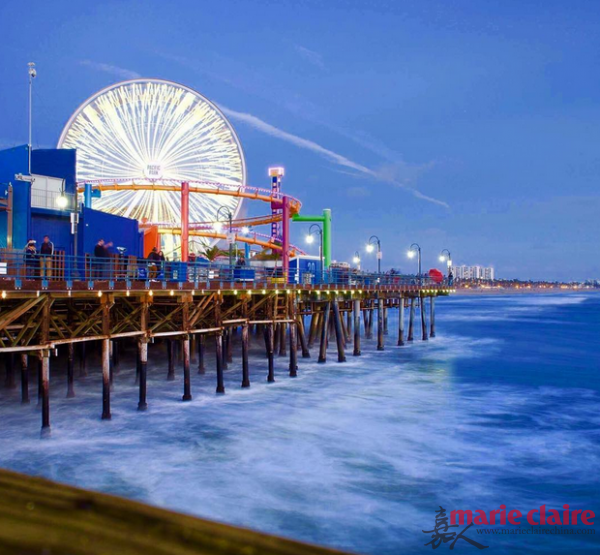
(452, 265, 495, 281)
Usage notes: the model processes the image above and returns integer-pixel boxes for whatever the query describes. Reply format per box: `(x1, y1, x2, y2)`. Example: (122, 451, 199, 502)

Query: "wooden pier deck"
(0, 280, 450, 431)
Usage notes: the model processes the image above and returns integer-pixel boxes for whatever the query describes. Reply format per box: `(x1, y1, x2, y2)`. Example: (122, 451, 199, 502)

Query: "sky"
(1, 0, 599, 280)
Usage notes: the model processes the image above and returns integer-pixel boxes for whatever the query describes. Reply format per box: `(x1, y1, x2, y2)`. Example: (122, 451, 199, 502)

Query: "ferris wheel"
(57, 79, 246, 237)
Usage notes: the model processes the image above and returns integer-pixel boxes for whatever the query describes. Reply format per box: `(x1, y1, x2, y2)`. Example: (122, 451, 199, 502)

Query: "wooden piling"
(4, 353, 15, 389)
(20, 354, 29, 404)
(222, 329, 229, 370)
(366, 303, 374, 339)
(377, 297, 385, 351)
(278, 322, 287, 357)
(353, 299, 361, 356)
(102, 339, 111, 419)
(79, 342, 87, 377)
(266, 323, 275, 383)
(137, 341, 148, 411)
(318, 302, 331, 363)
(297, 315, 310, 358)
(215, 333, 225, 394)
(197, 334, 206, 374)
(66, 343, 75, 398)
(398, 295, 405, 346)
(182, 337, 192, 401)
(308, 310, 319, 347)
(167, 339, 175, 380)
(41, 352, 50, 432)
(332, 299, 346, 363)
(241, 323, 250, 388)
(384, 305, 389, 335)
(429, 296, 436, 338)
(420, 294, 428, 341)
(289, 295, 298, 376)
(408, 297, 415, 341)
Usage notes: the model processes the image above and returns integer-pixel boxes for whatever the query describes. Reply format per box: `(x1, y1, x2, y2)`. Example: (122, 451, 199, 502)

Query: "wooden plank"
(0, 468, 348, 555)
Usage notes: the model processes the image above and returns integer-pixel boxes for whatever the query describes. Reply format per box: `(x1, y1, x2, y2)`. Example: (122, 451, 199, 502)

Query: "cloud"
(219, 105, 449, 208)
(294, 45, 325, 69)
(80, 60, 141, 80)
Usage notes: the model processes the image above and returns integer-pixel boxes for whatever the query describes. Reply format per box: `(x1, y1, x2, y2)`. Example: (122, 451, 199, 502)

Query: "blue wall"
(31, 213, 72, 254)
(0, 145, 31, 249)
(31, 149, 76, 195)
(78, 207, 142, 257)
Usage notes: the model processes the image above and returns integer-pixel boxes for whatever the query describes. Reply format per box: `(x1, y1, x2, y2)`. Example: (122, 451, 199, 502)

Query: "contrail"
(219, 105, 449, 208)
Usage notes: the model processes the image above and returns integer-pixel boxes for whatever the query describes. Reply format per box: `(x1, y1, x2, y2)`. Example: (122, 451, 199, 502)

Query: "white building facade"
(452, 265, 495, 281)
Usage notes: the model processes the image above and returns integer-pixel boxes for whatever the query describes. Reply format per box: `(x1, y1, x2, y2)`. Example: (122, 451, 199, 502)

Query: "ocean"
(0, 293, 598, 554)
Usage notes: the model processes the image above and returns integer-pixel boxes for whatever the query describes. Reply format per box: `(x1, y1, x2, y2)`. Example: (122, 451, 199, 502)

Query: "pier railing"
(0, 249, 437, 289)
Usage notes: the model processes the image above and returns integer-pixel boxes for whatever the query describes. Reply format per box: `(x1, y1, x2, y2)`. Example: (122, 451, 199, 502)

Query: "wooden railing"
(0, 468, 351, 555)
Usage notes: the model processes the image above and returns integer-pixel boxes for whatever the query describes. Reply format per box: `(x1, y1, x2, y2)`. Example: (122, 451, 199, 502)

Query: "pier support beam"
(138, 340, 148, 411)
(215, 333, 225, 394)
(167, 340, 175, 380)
(278, 323, 287, 357)
(332, 299, 346, 363)
(353, 299, 361, 356)
(4, 354, 15, 389)
(408, 297, 415, 342)
(318, 302, 331, 363)
(398, 295, 405, 346)
(384, 305, 389, 335)
(66, 343, 75, 398)
(79, 343, 87, 377)
(102, 339, 112, 419)
(41, 352, 50, 433)
(197, 334, 205, 374)
(266, 324, 275, 383)
(182, 336, 192, 401)
(366, 304, 373, 340)
(420, 294, 428, 341)
(20, 354, 29, 404)
(297, 315, 310, 358)
(377, 297, 385, 351)
(241, 323, 250, 387)
(430, 296, 436, 338)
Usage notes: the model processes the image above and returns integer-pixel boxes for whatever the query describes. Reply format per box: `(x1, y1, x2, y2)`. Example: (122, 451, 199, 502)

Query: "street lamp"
(306, 224, 324, 283)
(439, 249, 452, 275)
(407, 243, 422, 284)
(366, 235, 382, 273)
(352, 250, 361, 270)
(215, 206, 234, 269)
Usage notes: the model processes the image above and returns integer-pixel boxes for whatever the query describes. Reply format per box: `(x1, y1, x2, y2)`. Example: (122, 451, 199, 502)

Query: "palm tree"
(201, 245, 226, 262)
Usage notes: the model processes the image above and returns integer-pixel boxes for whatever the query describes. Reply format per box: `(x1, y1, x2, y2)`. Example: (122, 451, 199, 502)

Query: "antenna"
(27, 62, 36, 175)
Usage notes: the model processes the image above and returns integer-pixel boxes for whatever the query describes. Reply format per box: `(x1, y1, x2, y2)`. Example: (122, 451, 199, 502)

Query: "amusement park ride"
(57, 78, 327, 279)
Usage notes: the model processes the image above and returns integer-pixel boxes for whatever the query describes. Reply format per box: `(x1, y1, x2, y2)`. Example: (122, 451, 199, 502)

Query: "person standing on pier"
(39, 235, 54, 279)
(24, 239, 37, 279)
(94, 239, 112, 280)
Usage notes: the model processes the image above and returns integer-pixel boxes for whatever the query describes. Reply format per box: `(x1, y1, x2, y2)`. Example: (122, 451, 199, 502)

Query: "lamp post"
(366, 235, 381, 273)
(305, 224, 323, 283)
(215, 206, 234, 269)
(439, 249, 452, 276)
(407, 243, 422, 284)
(27, 62, 36, 176)
(352, 251, 361, 270)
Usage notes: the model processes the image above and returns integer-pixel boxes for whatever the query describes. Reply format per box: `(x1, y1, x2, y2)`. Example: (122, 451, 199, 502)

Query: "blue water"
(0, 294, 598, 554)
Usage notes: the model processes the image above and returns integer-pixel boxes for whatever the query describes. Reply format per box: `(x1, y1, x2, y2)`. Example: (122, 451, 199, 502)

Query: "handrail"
(0, 468, 349, 555)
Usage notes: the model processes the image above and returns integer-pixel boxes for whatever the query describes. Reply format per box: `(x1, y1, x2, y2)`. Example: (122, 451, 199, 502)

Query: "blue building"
(0, 144, 143, 258)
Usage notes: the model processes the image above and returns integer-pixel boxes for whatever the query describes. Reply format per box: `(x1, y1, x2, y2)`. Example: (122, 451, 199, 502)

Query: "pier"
(0, 265, 450, 432)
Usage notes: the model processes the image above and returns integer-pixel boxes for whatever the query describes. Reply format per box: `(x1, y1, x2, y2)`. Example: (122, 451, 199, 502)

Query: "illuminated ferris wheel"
(57, 78, 246, 231)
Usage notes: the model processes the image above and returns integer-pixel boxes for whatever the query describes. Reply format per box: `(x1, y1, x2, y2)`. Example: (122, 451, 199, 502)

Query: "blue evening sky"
(1, 0, 599, 280)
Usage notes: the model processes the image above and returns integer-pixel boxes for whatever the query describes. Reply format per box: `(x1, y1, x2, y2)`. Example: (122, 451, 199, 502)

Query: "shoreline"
(454, 287, 598, 296)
